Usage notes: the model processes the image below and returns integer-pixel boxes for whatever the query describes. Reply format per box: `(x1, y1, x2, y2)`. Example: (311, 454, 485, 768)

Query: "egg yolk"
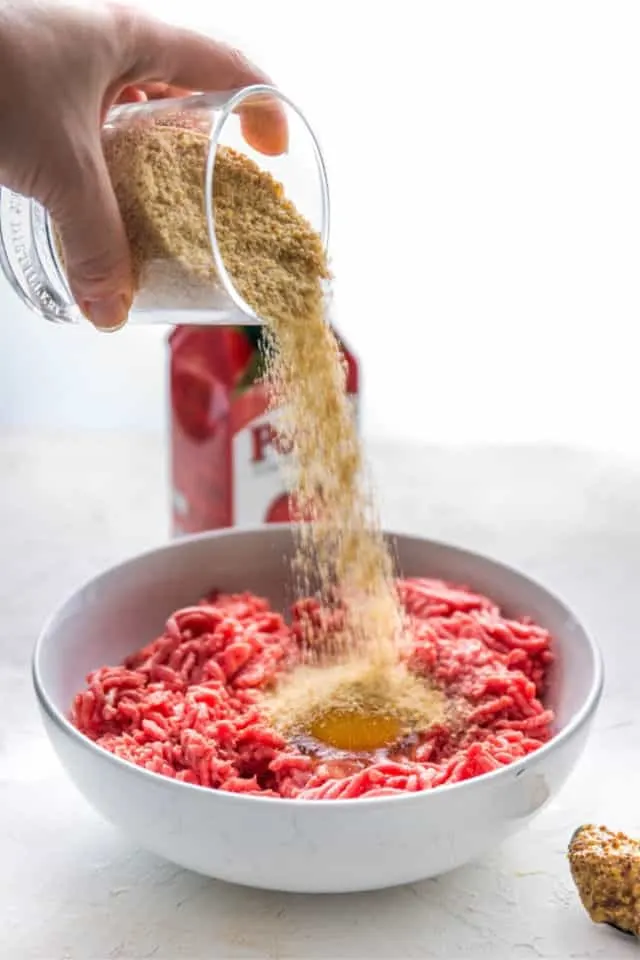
(310, 710, 402, 752)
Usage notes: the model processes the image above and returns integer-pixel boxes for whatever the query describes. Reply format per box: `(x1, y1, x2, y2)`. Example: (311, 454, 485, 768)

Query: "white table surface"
(2, 431, 639, 959)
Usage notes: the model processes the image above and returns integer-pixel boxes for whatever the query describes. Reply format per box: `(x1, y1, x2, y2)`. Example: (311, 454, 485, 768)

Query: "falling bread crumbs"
(98, 119, 432, 743)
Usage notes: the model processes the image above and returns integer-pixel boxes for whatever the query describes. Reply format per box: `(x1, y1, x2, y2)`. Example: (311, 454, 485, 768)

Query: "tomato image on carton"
(169, 324, 359, 535)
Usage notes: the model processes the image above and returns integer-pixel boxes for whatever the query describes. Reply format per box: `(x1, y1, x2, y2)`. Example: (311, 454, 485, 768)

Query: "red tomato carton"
(169, 325, 359, 535)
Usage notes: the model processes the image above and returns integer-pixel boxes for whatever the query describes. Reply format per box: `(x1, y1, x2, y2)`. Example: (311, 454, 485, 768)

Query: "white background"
(1, 0, 640, 450)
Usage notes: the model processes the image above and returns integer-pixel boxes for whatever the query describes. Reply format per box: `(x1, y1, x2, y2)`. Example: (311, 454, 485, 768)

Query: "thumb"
(50, 136, 133, 331)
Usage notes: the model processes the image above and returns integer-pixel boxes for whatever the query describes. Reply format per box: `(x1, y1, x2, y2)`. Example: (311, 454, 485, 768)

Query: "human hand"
(0, 1, 286, 330)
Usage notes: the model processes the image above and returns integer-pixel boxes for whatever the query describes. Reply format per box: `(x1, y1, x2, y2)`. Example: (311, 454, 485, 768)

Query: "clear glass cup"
(0, 85, 329, 326)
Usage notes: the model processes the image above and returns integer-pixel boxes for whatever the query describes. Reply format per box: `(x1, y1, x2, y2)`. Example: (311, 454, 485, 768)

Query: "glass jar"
(0, 85, 329, 326)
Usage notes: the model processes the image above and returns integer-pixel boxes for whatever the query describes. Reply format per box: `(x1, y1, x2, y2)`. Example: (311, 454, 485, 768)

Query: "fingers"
(49, 136, 132, 331)
(133, 20, 273, 92)
(240, 98, 290, 157)
(134, 82, 192, 101)
(115, 84, 148, 105)
(125, 15, 288, 155)
(120, 81, 289, 155)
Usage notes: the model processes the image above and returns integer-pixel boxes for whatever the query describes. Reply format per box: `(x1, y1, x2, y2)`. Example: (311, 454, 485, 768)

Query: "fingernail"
(82, 294, 130, 331)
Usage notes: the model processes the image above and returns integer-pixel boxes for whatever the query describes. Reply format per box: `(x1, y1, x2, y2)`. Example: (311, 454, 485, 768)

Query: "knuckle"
(67, 249, 127, 291)
(45, 143, 99, 217)
(106, 2, 139, 40)
(226, 45, 255, 80)
(104, 2, 145, 69)
(58, 225, 128, 293)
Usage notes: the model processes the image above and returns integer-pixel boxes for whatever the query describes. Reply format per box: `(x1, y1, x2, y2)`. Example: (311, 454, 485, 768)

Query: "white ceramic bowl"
(33, 527, 603, 893)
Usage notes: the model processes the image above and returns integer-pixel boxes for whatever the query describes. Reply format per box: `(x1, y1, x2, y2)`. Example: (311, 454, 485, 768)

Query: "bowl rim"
(32, 524, 604, 809)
